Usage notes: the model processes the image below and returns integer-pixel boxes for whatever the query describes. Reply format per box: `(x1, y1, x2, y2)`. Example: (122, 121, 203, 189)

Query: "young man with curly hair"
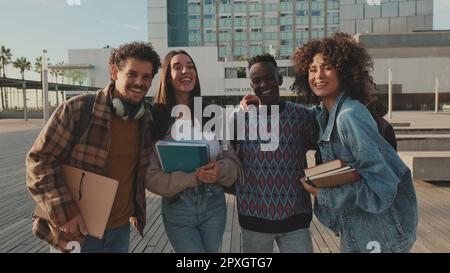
(26, 42, 161, 253)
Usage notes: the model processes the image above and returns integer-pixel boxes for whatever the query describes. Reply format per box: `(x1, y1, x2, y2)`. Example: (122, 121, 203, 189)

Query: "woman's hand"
(240, 94, 261, 110)
(301, 177, 318, 197)
(195, 161, 220, 183)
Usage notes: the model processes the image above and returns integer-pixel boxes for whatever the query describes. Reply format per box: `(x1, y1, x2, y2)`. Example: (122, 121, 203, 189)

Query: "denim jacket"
(312, 92, 418, 253)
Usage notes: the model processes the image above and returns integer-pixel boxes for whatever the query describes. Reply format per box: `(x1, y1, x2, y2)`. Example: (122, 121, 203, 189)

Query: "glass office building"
(150, 0, 340, 60)
(149, 0, 433, 61)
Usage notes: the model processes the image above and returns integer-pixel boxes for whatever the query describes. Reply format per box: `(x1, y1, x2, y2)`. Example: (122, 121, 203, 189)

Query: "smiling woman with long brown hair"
(144, 50, 240, 253)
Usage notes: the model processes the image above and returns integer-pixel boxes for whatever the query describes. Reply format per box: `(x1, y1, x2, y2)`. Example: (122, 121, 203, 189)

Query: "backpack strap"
(71, 93, 96, 148)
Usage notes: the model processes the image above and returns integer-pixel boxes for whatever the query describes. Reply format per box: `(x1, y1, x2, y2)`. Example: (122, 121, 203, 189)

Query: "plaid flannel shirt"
(26, 83, 153, 252)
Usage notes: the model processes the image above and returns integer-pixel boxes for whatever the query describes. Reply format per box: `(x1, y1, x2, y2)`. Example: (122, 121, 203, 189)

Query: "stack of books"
(303, 159, 360, 188)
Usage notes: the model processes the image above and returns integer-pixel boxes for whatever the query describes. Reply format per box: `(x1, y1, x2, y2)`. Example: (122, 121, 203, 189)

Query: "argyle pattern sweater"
(235, 101, 318, 233)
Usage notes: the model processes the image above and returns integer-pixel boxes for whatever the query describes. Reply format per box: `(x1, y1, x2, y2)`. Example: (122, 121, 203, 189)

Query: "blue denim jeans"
(161, 183, 226, 253)
(241, 227, 314, 253)
(50, 222, 130, 253)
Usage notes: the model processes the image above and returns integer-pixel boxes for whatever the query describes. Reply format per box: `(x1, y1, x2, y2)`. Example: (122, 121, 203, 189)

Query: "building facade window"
(178, 0, 342, 60)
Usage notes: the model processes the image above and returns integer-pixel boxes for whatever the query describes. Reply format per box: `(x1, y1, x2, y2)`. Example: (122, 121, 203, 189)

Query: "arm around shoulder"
(217, 144, 241, 187)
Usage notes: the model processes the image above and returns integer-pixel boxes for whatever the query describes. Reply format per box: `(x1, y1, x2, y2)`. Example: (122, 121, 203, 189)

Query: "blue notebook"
(155, 140, 210, 173)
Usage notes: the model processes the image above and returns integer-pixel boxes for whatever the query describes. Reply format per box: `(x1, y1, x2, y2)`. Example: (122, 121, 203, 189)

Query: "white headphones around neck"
(112, 97, 145, 120)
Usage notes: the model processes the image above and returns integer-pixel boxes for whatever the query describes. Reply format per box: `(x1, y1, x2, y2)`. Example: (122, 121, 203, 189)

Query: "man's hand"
(59, 214, 88, 237)
(240, 94, 260, 110)
(195, 161, 220, 183)
(301, 177, 318, 197)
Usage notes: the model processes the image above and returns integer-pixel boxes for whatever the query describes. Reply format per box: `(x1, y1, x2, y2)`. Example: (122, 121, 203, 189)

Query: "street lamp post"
(388, 68, 393, 120)
(55, 84, 59, 107)
(42, 50, 49, 125)
(22, 81, 28, 122)
(435, 77, 439, 113)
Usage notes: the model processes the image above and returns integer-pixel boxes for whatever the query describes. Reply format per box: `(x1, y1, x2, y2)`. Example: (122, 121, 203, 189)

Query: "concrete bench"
(394, 128, 450, 135)
(396, 134, 450, 151)
(398, 151, 450, 181)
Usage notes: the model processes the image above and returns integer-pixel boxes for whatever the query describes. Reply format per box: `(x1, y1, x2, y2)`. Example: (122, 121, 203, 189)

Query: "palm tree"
(34, 57, 43, 111)
(34, 57, 42, 81)
(50, 69, 59, 106)
(35, 56, 50, 110)
(0, 46, 12, 78)
(50, 69, 59, 83)
(57, 61, 65, 84)
(67, 70, 86, 86)
(35, 56, 51, 82)
(0, 45, 13, 109)
(57, 61, 66, 102)
(13, 57, 31, 121)
(75, 71, 87, 86)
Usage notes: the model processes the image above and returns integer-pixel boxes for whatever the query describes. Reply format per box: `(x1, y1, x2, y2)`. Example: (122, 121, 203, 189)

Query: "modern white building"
(47, 48, 112, 98)
(356, 31, 450, 110)
(66, 48, 112, 88)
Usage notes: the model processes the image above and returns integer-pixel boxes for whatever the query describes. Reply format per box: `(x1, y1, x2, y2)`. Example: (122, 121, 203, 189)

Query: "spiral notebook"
(33, 164, 119, 239)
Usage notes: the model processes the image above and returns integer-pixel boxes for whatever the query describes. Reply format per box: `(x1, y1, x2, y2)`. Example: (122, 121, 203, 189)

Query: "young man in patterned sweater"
(232, 54, 319, 253)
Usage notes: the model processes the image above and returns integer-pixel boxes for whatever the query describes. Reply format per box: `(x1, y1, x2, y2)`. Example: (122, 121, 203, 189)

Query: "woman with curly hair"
(293, 33, 418, 253)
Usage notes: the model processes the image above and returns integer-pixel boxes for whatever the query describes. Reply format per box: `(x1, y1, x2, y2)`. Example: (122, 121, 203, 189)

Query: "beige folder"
(33, 164, 119, 239)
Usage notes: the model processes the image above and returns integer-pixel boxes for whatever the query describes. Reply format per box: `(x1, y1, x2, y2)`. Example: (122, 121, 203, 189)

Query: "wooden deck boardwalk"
(1, 125, 449, 253)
